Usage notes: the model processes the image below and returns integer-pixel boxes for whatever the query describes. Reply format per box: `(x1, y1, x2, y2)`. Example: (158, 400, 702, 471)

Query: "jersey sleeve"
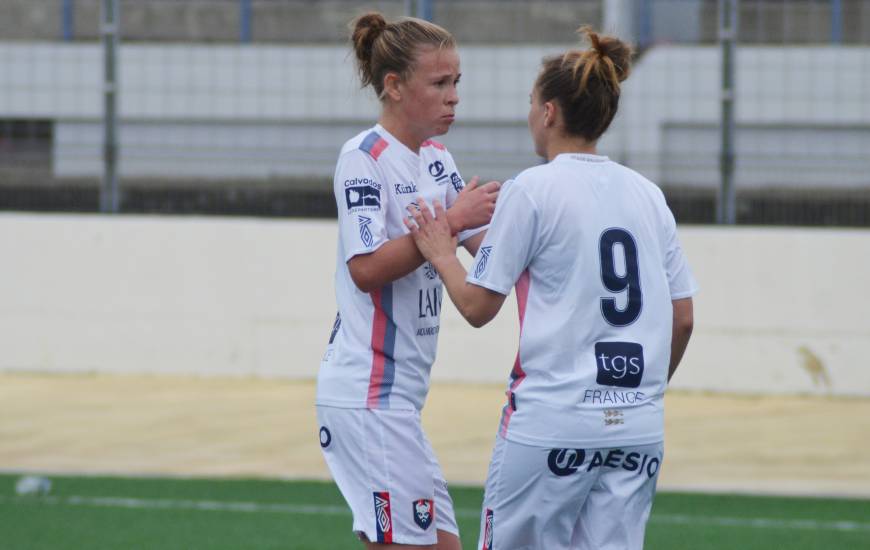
(661, 204, 698, 300)
(465, 179, 538, 295)
(441, 150, 488, 244)
(334, 149, 389, 262)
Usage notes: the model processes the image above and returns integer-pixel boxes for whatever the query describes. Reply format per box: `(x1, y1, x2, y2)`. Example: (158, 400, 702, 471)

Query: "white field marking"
(3, 495, 870, 533)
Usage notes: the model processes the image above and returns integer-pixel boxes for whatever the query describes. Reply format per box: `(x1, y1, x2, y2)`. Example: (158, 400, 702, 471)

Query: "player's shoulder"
(339, 127, 390, 162)
(507, 162, 560, 196)
(421, 139, 448, 153)
(613, 162, 665, 198)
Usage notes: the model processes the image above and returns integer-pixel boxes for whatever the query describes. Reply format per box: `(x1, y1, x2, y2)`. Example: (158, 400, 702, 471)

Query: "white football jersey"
(317, 124, 483, 411)
(467, 153, 698, 448)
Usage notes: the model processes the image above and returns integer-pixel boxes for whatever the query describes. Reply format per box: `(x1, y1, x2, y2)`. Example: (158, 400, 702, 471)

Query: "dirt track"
(2, 373, 869, 497)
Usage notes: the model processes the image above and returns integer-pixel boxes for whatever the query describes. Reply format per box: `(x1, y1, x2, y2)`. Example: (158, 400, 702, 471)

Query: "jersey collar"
(553, 152, 610, 164)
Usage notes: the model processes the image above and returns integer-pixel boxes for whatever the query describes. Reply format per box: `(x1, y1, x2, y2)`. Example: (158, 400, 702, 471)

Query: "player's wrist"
(445, 207, 464, 236)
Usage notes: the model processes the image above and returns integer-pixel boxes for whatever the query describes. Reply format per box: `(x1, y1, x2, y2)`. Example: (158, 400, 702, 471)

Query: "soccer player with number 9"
(406, 27, 697, 550)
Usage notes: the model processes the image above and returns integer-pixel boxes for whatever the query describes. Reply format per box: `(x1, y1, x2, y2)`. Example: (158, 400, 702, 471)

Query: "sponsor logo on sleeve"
(450, 172, 464, 193)
(428, 161, 449, 184)
(594, 342, 644, 388)
(473, 246, 492, 279)
(358, 216, 374, 248)
(344, 178, 381, 211)
(412, 498, 434, 530)
(373, 492, 393, 543)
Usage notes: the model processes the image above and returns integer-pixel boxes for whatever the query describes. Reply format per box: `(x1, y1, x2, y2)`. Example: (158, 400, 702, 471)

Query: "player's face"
(397, 46, 461, 139)
(527, 85, 547, 158)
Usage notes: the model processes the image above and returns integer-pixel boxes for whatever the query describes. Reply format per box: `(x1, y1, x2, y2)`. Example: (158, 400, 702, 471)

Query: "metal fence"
(1, 0, 869, 225)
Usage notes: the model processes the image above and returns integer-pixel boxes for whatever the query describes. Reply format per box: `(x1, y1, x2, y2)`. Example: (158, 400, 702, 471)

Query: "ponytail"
(536, 27, 633, 142)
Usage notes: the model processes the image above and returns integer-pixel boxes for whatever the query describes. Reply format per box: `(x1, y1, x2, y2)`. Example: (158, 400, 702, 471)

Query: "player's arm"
(404, 199, 506, 327)
(668, 297, 694, 382)
(460, 230, 486, 257)
(349, 178, 498, 293)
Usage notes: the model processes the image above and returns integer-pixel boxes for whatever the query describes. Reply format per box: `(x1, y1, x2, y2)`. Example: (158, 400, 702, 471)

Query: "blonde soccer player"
(315, 12, 500, 550)
(406, 28, 697, 550)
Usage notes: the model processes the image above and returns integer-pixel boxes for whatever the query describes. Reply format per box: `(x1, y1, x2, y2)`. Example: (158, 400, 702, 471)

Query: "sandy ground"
(2, 372, 869, 497)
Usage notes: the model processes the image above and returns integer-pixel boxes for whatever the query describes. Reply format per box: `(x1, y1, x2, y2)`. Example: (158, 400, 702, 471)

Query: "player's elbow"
(672, 298, 694, 338)
(350, 272, 377, 294)
(464, 309, 492, 328)
(460, 301, 497, 328)
(348, 258, 379, 294)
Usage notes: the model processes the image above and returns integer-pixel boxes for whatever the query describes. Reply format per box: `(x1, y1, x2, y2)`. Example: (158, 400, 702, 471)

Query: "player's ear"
(383, 72, 403, 102)
(543, 100, 557, 128)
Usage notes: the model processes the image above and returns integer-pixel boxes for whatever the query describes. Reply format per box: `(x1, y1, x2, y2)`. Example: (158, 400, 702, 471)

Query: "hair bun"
(351, 13, 389, 89)
(579, 26, 632, 82)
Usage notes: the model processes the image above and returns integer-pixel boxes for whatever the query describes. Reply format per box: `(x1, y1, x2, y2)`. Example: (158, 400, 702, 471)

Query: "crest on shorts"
(412, 498, 434, 530)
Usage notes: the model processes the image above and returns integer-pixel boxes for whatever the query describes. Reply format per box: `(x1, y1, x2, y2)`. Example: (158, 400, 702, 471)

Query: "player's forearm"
(431, 255, 501, 328)
(348, 234, 425, 293)
(461, 231, 487, 257)
(668, 298, 694, 381)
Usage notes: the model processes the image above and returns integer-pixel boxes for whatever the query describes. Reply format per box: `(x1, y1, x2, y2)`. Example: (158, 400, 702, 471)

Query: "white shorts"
(316, 405, 459, 545)
(478, 435, 663, 550)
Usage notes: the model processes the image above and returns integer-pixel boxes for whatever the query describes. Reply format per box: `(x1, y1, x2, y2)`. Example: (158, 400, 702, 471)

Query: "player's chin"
(432, 120, 454, 136)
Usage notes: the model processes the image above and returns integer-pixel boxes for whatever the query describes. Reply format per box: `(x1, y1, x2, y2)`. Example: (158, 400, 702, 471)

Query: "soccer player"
(315, 12, 499, 550)
(405, 28, 697, 550)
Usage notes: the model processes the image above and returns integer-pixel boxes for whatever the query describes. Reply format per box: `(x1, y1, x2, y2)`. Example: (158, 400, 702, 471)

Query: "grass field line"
(4, 494, 870, 533)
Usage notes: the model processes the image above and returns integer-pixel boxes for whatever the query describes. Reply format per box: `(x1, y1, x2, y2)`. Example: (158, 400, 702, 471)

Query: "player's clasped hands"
(405, 198, 458, 263)
(450, 176, 501, 231)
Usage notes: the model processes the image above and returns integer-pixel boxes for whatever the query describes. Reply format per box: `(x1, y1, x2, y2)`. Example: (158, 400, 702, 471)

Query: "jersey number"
(599, 228, 642, 326)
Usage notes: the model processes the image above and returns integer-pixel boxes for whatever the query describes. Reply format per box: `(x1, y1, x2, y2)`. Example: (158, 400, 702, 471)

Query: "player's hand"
(404, 198, 458, 264)
(446, 176, 500, 233)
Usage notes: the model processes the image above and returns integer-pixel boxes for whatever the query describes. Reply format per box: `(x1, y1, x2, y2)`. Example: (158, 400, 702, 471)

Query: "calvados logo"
(474, 246, 492, 278)
(359, 216, 374, 247)
(412, 498, 434, 530)
(547, 448, 586, 476)
(482, 508, 494, 550)
(373, 492, 392, 543)
(345, 181, 381, 210)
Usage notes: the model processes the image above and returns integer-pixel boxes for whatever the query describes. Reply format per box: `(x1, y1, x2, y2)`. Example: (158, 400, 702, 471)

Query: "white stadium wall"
(2, 42, 869, 184)
(1, 213, 868, 397)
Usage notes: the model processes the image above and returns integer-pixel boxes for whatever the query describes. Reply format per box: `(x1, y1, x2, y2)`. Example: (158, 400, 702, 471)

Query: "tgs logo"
(547, 448, 586, 476)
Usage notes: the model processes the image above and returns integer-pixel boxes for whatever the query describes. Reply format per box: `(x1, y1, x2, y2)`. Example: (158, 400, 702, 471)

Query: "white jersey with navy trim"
(466, 153, 698, 448)
(317, 124, 482, 411)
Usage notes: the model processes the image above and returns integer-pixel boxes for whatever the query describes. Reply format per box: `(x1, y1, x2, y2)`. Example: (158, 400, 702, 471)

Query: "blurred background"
(2, 7, 870, 547)
(1, 0, 869, 224)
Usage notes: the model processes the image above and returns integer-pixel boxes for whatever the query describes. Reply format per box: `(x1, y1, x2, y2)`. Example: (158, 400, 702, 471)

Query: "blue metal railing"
(62, 0, 74, 41)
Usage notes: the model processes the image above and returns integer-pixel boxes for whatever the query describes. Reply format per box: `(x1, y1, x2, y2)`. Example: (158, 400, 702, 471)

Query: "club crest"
(412, 498, 434, 530)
